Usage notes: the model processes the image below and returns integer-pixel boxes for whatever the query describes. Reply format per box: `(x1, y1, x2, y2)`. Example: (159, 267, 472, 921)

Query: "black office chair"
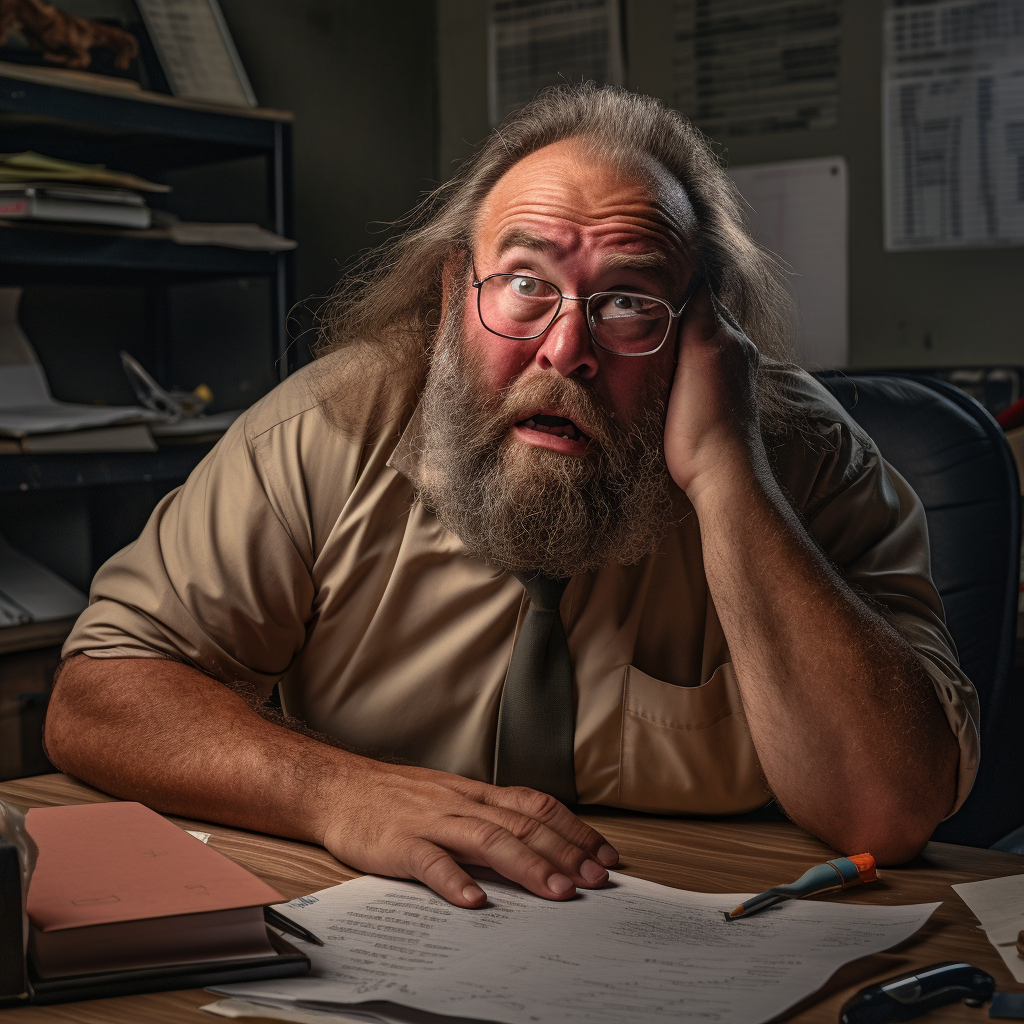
(814, 372, 1022, 848)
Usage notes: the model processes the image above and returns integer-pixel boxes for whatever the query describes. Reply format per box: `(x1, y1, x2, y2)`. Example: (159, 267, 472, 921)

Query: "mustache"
(478, 374, 616, 450)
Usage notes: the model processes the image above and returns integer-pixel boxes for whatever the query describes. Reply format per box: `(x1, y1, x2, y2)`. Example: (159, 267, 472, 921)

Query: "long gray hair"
(314, 83, 800, 436)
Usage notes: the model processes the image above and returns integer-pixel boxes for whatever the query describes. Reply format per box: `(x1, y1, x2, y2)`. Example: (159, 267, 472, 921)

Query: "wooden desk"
(2, 774, 1022, 1023)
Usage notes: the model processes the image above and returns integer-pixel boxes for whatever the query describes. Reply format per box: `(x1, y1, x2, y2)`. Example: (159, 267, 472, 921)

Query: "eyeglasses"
(471, 269, 703, 357)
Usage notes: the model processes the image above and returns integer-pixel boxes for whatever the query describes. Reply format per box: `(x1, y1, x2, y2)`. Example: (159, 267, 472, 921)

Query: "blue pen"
(725, 853, 877, 920)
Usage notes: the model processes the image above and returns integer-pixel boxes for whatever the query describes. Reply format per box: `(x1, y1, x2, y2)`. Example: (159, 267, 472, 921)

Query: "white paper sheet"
(953, 872, 1024, 982)
(0, 288, 159, 436)
(215, 872, 939, 1024)
(727, 158, 848, 368)
(0, 531, 87, 625)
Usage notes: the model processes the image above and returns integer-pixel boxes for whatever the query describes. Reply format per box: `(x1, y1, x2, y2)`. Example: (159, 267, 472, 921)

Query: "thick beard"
(413, 315, 675, 579)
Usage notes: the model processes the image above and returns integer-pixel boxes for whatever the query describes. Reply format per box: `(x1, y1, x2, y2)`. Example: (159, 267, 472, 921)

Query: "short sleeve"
(773, 370, 980, 816)
(63, 393, 322, 699)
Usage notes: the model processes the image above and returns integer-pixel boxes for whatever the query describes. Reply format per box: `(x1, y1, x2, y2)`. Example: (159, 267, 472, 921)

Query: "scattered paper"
(953, 872, 1024, 982)
(164, 220, 296, 251)
(0, 531, 86, 626)
(186, 831, 211, 844)
(0, 288, 159, 437)
(203, 997, 392, 1023)
(215, 872, 939, 1024)
(0, 151, 168, 192)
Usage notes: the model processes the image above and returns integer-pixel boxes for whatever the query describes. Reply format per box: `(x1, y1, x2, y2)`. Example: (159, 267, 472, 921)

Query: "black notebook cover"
(0, 833, 28, 1008)
(27, 928, 310, 1005)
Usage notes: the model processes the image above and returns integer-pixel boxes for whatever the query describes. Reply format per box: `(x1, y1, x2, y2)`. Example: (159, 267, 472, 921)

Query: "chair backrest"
(815, 372, 1022, 847)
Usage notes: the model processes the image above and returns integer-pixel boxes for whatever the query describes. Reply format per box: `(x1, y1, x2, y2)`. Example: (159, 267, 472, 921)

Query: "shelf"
(0, 444, 215, 492)
(0, 63, 291, 150)
(0, 223, 279, 283)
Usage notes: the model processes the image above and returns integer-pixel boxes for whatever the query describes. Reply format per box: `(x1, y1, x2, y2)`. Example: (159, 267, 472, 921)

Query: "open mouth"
(516, 413, 592, 444)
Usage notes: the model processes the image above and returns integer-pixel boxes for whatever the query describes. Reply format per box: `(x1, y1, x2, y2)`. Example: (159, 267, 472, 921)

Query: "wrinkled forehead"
(473, 138, 697, 265)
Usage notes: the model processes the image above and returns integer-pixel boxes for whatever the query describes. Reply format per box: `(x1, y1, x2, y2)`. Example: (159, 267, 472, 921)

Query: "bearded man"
(47, 85, 977, 909)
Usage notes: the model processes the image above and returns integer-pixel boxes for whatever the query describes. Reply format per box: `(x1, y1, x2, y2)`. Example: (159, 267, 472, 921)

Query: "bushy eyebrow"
(494, 228, 674, 283)
(494, 228, 558, 256)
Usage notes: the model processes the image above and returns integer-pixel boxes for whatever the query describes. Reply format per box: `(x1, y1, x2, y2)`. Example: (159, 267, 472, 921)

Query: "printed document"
(216, 871, 938, 1024)
(883, 0, 1024, 250)
(953, 872, 1024, 982)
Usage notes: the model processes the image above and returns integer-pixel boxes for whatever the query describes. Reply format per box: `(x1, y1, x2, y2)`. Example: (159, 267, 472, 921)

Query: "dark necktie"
(492, 572, 577, 806)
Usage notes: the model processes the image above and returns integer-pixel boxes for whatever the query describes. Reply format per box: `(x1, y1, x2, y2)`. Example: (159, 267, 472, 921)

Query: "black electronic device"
(838, 962, 995, 1023)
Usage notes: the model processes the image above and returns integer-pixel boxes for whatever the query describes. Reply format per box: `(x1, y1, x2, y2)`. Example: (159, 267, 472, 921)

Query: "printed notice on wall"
(884, 0, 1024, 250)
(672, 0, 843, 137)
(729, 158, 848, 368)
(488, 0, 623, 125)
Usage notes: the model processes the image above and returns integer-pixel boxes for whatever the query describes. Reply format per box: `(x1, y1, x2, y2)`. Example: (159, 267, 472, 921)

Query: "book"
(0, 801, 309, 1008)
(0, 193, 151, 229)
(25, 802, 284, 979)
(0, 182, 148, 205)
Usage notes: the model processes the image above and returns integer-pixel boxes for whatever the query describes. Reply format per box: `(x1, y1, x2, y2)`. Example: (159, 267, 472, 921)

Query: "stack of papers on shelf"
(0, 531, 86, 651)
(158, 217, 296, 251)
(213, 872, 941, 1024)
(0, 152, 169, 193)
(0, 153, 166, 231)
(0, 288, 161, 453)
(0, 183, 152, 230)
(0, 152, 296, 250)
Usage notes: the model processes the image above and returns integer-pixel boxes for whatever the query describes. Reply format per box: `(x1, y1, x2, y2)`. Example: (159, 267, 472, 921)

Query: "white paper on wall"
(883, 0, 1024, 250)
(728, 157, 848, 369)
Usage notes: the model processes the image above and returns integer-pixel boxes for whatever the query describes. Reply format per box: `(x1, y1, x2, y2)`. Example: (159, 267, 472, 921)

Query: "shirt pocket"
(617, 663, 771, 815)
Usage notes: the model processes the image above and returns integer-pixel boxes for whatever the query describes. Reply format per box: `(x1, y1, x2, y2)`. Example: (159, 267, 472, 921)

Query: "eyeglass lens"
(478, 275, 671, 354)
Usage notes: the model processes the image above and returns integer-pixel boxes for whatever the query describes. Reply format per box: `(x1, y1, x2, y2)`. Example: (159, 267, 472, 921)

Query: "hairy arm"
(45, 655, 618, 906)
(664, 288, 959, 863)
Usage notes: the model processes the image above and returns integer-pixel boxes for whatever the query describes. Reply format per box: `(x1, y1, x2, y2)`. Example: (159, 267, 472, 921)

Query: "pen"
(725, 854, 877, 920)
(264, 905, 325, 946)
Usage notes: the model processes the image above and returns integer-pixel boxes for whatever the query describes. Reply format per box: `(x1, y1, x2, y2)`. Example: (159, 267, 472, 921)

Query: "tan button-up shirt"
(64, 353, 980, 816)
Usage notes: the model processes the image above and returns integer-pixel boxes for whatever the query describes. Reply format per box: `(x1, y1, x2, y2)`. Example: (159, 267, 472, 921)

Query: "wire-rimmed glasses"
(471, 270, 703, 357)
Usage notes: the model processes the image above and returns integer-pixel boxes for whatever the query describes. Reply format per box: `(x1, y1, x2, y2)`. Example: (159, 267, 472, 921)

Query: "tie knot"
(513, 571, 569, 612)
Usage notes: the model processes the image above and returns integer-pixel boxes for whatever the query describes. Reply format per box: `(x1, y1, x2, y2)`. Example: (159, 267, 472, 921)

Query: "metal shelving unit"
(0, 62, 296, 382)
(0, 64, 297, 779)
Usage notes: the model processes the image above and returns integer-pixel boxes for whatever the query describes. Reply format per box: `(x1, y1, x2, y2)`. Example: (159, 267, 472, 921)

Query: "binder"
(0, 817, 310, 1007)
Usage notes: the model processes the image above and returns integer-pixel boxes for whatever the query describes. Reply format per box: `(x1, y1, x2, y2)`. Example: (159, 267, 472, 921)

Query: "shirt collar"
(386, 398, 428, 488)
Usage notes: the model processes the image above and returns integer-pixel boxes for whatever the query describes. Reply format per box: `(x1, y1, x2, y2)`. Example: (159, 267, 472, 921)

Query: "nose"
(533, 299, 599, 379)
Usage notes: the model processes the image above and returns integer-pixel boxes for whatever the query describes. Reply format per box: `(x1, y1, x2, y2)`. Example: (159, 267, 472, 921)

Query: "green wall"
(219, 0, 439, 303)
(438, 0, 1024, 369)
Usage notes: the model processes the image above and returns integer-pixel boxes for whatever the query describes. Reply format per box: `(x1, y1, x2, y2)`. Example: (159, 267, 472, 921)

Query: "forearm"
(45, 654, 619, 908)
(45, 654, 348, 844)
(689, 458, 958, 862)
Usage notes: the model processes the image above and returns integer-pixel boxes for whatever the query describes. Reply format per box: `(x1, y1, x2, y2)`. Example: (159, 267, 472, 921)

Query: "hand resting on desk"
(45, 654, 617, 909)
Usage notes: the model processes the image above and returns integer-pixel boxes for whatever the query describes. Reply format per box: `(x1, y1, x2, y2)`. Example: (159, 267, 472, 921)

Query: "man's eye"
(612, 295, 643, 311)
(510, 276, 539, 296)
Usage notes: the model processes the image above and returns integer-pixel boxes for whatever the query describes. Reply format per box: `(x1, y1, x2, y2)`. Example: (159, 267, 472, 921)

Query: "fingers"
(486, 784, 618, 867)
(332, 764, 621, 909)
(436, 815, 583, 901)
(402, 837, 487, 908)
(681, 280, 751, 348)
(681, 277, 719, 341)
(448, 776, 618, 868)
